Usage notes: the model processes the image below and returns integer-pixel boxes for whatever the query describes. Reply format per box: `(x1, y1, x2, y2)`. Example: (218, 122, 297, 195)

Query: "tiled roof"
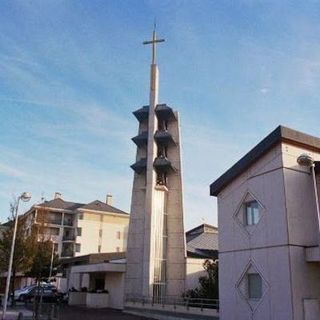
(187, 232, 219, 251)
(186, 223, 218, 242)
(36, 198, 128, 215)
(186, 226, 219, 259)
(38, 198, 84, 211)
(81, 200, 128, 215)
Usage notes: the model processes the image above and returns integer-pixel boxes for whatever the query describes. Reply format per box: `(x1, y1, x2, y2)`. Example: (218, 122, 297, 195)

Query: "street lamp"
(297, 154, 320, 238)
(2, 192, 31, 320)
(49, 239, 55, 280)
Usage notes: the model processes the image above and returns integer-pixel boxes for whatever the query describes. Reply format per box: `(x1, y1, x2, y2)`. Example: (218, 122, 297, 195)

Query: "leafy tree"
(0, 202, 34, 305)
(184, 259, 219, 300)
(27, 206, 60, 282)
(26, 238, 59, 282)
(0, 203, 59, 308)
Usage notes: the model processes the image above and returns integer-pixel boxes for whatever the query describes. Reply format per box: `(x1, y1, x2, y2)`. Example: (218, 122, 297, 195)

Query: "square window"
(248, 273, 262, 299)
(245, 201, 260, 226)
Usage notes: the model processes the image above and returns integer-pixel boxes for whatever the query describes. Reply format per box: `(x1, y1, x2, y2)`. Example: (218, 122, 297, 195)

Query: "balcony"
(133, 106, 149, 122)
(155, 104, 177, 121)
(131, 158, 147, 174)
(154, 130, 176, 146)
(63, 219, 74, 226)
(37, 218, 62, 225)
(132, 131, 148, 147)
(61, 250, 74, 258)
(62, 234, 76, 241)
(154, 156, 177, 173)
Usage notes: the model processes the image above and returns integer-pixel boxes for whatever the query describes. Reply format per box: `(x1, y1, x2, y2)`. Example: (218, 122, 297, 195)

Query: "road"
(58, 306, 151, 320)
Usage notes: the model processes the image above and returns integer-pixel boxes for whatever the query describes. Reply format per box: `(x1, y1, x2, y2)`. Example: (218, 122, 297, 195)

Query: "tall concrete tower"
(125, 29, 186, 302)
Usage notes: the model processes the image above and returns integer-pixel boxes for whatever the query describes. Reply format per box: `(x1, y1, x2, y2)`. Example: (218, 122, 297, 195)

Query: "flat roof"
(210, 125, 320, 197)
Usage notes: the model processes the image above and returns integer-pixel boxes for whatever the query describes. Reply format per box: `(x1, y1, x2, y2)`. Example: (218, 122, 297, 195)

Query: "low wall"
(68, 292, 87, 305)
(86, 293, 109, 308)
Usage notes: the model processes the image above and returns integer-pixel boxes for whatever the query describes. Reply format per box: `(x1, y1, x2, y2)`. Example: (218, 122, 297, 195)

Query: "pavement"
(1, 305, 152, 320)
(58, 306, 152, 320)
(0, 307, 33, 319)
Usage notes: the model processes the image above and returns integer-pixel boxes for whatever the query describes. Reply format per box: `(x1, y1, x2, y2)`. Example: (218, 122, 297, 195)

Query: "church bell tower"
(125, 28, 186, 301)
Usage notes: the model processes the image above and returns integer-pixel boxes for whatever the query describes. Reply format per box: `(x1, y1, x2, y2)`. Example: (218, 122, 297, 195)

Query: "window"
(99, 229, 103, 237)
(116, 247, 120, 252)
(248, 273, 262, 299)
(54, 243, 59, 252)
(75, 243, 81, 253)
(117, 231, 121, 240)
(98, 245, 101, 253)
(78, 213, 83, 220)
(245, 201, 260, 225)
(77, 227, 82, 236)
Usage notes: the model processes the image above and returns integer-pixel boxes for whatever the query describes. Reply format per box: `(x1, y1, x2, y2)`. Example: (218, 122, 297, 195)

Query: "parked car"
(25, 285, 63, 303)
(14, 285, 37, 301)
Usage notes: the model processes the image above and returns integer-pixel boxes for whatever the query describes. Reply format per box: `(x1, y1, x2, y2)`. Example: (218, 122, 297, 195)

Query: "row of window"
(97, 245, 121, 253)
(43, 227, 82, 237)
(74, 244, 121, 253)
(43, 227, 124, 238)
(98, 230, 122, 239)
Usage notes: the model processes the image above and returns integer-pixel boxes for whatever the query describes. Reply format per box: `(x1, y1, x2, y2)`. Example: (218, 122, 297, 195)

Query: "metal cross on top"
(143, 27, 165, 65)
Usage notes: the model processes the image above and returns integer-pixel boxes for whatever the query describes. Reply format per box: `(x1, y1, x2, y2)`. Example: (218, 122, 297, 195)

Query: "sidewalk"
(0, 307, 33, 320)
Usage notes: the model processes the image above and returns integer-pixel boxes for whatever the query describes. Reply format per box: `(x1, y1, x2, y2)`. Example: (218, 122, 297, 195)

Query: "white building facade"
(210, 126, 320, 320)
(23, 194, 129, 258)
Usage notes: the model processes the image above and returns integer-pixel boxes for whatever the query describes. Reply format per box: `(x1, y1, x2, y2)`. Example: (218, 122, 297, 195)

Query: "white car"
(14, 285, 36, 301)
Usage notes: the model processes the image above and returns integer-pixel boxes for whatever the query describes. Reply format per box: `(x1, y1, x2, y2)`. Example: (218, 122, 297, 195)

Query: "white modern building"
(210, 125, 320, 320)
(23, 193, 129, 258)
(61, 224, 218, 311)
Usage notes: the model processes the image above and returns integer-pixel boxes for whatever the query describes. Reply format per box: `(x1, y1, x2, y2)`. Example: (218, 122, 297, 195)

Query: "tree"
(0, 202, 34, 305)
(184, 259, 219, 301)
(26, 206, 60, 282)
(0, 202, 59, 309)
(26, 239, 59, 282)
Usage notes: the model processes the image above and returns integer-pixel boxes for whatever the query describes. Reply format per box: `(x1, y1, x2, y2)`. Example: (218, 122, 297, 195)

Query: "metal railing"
(60, 250, 74, 258)
(62, 234, 75, 241)
(125, 294, 219, 311)
(37, 218, 62, 225)
(63, 220, 73, 226)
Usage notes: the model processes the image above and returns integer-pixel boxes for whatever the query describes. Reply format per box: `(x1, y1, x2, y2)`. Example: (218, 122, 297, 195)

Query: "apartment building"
(23, 193, 129, 258)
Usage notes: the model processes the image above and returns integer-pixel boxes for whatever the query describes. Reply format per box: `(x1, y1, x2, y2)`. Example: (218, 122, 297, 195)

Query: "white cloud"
(0, 162, 25, 178)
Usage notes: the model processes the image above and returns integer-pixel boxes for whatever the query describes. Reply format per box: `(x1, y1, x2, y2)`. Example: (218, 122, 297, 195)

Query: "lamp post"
(49, 239, 55, 280)
(2, 192, 31, 320)
(297, 154, 320, 240)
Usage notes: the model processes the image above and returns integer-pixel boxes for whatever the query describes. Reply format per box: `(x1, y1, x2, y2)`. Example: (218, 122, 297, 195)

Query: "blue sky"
(1, 0, 320, 229)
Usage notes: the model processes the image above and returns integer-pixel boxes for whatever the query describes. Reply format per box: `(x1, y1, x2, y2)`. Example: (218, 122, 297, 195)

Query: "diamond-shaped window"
(234, 192, 264, 235)
(236, 261, 268, 312)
